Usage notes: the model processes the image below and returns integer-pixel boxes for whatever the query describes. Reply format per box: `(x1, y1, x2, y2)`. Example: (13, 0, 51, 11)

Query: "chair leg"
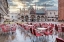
(44, 35, 47, 42)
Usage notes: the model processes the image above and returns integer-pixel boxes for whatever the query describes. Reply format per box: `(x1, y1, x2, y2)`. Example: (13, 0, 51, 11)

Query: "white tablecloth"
(37, 28, 47, 30)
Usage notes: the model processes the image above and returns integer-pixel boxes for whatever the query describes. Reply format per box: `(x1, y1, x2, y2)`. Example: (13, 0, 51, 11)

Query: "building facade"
(0, 0, 8, 23)
(17, 7, 46, 22)
(17, 7, 58, 22)
(46, 10, 58, 22)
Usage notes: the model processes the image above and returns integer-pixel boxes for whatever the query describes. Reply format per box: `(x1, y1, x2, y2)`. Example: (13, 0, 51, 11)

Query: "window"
(22, 20, 24, 22)
(50, 12, 52, 14)
(48, 19, 49, 21)
(52, 19, 54, 21)
(54, 12, 55, 14)
(41, 16, 44, 18)
(37, 16, 40, 19)
(25, 15, 29, 22)
(18, 18, 20, 19)
(0, 13, 1, 22)
(48, 19, 51, 21)
(21, 16, 24, 19)
(56, 18, 58, 20)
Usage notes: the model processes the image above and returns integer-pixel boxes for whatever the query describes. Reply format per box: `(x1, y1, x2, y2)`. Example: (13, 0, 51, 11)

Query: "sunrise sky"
(7, 0, 58, 12)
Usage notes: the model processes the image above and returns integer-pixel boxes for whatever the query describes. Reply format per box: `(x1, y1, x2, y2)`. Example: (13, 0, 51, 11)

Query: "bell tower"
(58, 0, 64, 21)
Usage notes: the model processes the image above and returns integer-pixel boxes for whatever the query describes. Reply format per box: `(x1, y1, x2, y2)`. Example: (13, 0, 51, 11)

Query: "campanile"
(58, 0, 64, 21)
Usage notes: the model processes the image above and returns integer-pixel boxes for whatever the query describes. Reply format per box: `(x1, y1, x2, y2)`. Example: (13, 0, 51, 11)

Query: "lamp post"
(44, 3, 47, 21)
(24, 0, 25, 15)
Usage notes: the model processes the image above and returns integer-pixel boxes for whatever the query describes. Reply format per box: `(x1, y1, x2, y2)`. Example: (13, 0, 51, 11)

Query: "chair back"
(56, 37, 64, 42)
(55, 24, 58, 31)
(61, 27, 64, 32)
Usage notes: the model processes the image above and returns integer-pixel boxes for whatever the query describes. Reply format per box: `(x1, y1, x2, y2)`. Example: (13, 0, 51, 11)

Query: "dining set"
(0, 24, 16, 35)
(17, 22, 55, 42)
(0, 22, 64, 42)
(17, 22, 64, 42)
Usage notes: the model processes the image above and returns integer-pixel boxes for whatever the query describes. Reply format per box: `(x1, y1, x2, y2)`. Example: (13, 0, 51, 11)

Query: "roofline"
(31, 9, 58, 11)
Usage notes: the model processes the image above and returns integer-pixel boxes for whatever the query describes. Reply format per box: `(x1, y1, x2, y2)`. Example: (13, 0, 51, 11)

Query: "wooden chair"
(56, 37, 64, 42)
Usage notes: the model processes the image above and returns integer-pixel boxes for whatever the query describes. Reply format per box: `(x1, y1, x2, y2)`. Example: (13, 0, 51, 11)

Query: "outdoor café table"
(27, 25, 34, 29)
(37, 28, 47, 30)
(28, 25, 34, 26)
(23, 24, 28, 27)
(37, 27, 47, 33)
